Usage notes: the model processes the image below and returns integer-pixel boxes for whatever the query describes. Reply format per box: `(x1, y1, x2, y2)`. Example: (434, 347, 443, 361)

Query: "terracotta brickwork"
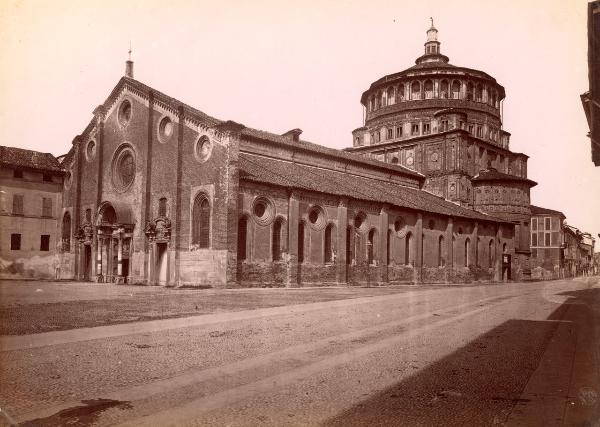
(346, 24, 536, 281)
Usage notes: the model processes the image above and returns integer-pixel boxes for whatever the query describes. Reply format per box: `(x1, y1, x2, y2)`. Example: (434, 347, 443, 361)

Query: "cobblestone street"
(1, 278, 599, 426)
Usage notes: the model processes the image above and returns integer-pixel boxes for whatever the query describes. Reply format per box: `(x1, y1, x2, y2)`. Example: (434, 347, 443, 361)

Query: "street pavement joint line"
(12, 292, 521, 424)
(115, 296, 519, 427)
(0, 287, 525, 352)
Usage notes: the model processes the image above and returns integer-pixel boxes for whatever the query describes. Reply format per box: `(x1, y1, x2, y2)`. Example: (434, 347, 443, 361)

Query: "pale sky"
(1, 0, 598, 244)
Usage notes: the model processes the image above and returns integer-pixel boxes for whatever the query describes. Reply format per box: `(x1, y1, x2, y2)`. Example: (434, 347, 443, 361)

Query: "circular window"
(394, 218, 404, 232)
(158, 116, 173, 143)
(307, 205, 325, 230)
(406, 156, 414, 166)
(86, 140, 96, 161)
(194, 135, 213, 162)
(252, 197, 274, 226)
(430, 152, 439, 162)
(254, 202, 266, 218)
(354, 211, 368, 233)
(111, 145, 136, 192)
(118, 99, 132, 127)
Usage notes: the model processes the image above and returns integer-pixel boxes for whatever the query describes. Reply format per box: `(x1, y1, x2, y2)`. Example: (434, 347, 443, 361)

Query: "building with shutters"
(0, 146, 64, 279)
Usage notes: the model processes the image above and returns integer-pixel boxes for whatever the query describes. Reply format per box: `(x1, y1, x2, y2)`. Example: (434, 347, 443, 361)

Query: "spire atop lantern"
(415, 18, 449, 65)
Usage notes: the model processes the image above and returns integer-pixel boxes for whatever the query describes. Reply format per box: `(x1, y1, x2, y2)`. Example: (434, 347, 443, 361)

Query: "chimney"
(125, 60, 134, 78)
(282, 128, 302, 142)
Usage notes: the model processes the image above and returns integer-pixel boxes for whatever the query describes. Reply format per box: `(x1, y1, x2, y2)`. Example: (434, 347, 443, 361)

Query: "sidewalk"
(505, 293, 600, 426)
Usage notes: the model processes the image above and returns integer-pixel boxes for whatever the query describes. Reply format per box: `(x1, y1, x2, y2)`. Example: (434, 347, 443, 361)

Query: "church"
(54, 24, 529, 287)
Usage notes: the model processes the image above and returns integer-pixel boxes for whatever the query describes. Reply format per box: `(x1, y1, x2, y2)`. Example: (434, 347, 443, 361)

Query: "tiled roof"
(0, 145, 63, 172)
(472, 168, 537, 187)
(239, 153, 509, 223)
(530, 205, 566, 219)
(112, 78, 424, 181)
(240, 127, 424, 180)
(59, 146, 76, 168)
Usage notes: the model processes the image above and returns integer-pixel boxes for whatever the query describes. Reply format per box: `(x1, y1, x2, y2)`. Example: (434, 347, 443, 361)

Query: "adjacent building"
(529, 205, 566, 279)
(0, 146, 64, 279)
(581, 0, 600, 166)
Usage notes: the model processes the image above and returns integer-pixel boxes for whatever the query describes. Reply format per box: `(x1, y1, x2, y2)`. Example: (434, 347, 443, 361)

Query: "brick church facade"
(346, 22, 536, 281)
(44, 25, 532, 286)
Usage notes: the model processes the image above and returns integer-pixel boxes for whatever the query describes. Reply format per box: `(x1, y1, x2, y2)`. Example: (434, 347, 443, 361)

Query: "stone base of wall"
(0, 253, 59, 280)
(177, 249, 228, 287)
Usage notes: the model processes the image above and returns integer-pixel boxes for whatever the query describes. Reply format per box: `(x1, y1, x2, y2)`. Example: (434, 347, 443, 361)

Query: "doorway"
(156, 243, 168, 285)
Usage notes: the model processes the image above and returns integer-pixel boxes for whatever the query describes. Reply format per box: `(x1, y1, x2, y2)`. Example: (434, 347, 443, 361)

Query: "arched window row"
(366, 79, 501, 113)
(237, 211, 504, 270)
(370, 120, 502, 145)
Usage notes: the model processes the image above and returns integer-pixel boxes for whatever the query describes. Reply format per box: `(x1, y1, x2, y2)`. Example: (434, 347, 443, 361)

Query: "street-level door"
(156, 243, 168, 285)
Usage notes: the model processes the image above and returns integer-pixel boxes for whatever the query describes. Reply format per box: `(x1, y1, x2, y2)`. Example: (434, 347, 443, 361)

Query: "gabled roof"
(239, 153, 510, 223)
(472, 168, 537, 187)
(240, 127, 424, 180)
(93, 77, 424, 182)
(530, 205, 566, 219)
(0, 145, 63, 173)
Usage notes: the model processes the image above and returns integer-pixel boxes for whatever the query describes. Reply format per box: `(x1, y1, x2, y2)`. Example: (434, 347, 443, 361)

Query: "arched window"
(424, 80, 433, 99)
(451, 236, 456, 267)
(376, 91, 382, 108)
(466, 82, 474, 101)
(452, 80, 461, 99)
(192, 194, 210, 248)
(475, 84, 482, 102)
(489, 239, 494, 267)
(438, 235, 445, 267)
(272, 218, 283, 261)
(298, 222, 305, 263)
(158, 197, 167, 217)
(391, 157, 399, 164)
(62, 212, 71, 252)
(324, 223, 335, 263)
(387, 87, 395, 104)
(465, 238, 470, 267)
(440, 80, 449, 98)
(411, 81, 421, 100)
(238, 216, 248, 261)
(398, 84, 405, 101)
(405, 232, 412, 265)
(367, 229, 376, 265)
(503, 243, 507, 253)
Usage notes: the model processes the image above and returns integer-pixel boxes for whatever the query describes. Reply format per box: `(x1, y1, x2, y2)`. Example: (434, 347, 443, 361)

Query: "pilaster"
(379, 204, 389, 283)
(336, 198, 349, 284)
(286, 190, 300, 287)
(174, 105, 184, 285)
(415, 212, 423, 284)
(446, 217, 453, 282)
(142, 91, 155, 283)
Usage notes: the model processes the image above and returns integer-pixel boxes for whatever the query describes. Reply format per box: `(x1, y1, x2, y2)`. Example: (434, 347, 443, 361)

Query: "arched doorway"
(95, 202, 135, 283)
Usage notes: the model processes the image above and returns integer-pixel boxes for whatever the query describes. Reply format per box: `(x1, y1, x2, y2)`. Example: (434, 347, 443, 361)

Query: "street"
(1, 278, 599, 426)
